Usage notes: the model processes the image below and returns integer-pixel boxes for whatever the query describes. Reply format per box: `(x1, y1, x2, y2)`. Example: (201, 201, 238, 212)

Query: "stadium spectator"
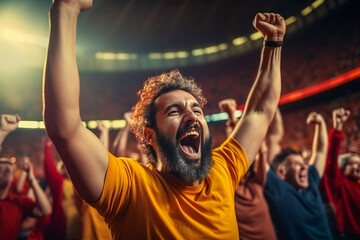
(264, 111, 332, 239)
(43, 0, 285, 238)
(43, 138, 80, 240)
(320, 108, 360, 240)
(219, 98, 277, 240)
(0, 114, 51, 240)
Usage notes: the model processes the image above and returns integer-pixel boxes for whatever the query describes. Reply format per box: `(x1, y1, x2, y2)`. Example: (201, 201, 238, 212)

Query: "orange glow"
(236, 66, 360, 110)
(278, 66, 360, 105)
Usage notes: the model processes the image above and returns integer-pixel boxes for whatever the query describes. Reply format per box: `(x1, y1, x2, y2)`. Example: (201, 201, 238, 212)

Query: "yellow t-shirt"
(62, 179, 80, 239)
(79, 200, 112, 240)
(91, 137, 248, 239)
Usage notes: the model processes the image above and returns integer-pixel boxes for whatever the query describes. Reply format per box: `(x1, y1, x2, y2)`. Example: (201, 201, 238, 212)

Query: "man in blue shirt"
(264, 111, 333, 240)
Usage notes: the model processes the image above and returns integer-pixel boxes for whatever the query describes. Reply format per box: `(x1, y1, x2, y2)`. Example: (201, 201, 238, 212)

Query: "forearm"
(232, 46, 282, 163)
(99, 130, 109, 151)
(0, 131, 9, 152)
(326, 129, 344, 176)
(44, 3, 82, 139)
(254, 150, 267, 186)
(312, 121, 328, 157)
(267, 139, 282, 164)
(15, 171, 27, 194)
(244, 46, 282, 120)
(310, 120, 328, 176)
(29, 178, 52, 216)
(113, 125, 130, 157)
(267, 109, 284, 163)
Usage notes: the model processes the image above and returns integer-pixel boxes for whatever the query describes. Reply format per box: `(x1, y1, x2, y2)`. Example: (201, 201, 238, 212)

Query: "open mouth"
(299, 171, 307, 182)
(179, 130, 201, 159)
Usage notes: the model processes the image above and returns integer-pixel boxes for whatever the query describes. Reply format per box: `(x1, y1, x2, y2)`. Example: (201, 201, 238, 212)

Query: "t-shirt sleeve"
(212, 137, 249, 191)
(264, 167, 285, 197)
(308, 166, 320, 187)
(321, 129, 344, 196)
(90, 152, 136, 223)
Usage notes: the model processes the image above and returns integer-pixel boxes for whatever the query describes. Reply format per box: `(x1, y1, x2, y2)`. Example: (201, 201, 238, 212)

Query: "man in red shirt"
(0, 114, 52, 240)
(218, 98, 277, 240)
(320, 108, 360, 240)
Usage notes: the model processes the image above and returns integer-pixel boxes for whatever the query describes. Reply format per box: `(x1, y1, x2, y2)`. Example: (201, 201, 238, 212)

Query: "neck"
(190, 180, 200, 187)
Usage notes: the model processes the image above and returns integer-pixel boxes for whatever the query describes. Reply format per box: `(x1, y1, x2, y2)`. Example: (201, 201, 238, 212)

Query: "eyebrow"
(164, 102, 201, 114)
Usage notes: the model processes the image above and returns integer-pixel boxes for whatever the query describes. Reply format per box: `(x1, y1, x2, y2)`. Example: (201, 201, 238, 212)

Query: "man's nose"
(183, 109, 198, 124)
(301, 163, 308, 169)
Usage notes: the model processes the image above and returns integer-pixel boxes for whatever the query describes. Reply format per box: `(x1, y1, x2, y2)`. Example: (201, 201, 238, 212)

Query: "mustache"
(176, 122, 202, 140)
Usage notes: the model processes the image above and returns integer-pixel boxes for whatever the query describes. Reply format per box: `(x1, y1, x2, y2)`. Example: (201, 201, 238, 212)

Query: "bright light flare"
(285, 16, 297, 26)
(0, 28, 48, 47)
(232, 37, 247, 46)
(250, 32, 262, 41)
(18, 121, 40, 129)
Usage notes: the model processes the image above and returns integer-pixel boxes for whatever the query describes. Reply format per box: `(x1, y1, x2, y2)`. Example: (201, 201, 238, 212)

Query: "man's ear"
(144, 127, 155, 146)
(276, 165, 286, 180)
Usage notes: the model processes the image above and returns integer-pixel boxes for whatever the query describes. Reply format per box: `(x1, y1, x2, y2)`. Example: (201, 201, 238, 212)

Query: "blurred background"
(0, 0, 359, 172)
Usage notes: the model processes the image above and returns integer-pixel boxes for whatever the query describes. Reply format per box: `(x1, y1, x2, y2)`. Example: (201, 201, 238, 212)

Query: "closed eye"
(193, 108, 203, 115)
(168, 110, 180, 116)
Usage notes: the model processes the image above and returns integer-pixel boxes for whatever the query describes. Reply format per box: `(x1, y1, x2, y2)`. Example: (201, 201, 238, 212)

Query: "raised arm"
(267, 108, 284, 164)
(23, 158, 52, 217)
(218, 98, 238, 138)
(112, 112, 132, 157)
(230, 13, 285, 165)
(0, 114, 20, 152)
(15, 156, 31, 194)
(97, 121, 110, 151)
(306, 112, 328, 177)
(333, 108, 350, 132)
(43, 138, 64, 196)
(253, 142, 268, 186)
(43, 0, 108, 202)
(327, 108, 350, 176)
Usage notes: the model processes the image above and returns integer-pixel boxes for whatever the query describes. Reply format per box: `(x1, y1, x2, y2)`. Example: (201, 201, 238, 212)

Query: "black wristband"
(263, 40, 283, 47)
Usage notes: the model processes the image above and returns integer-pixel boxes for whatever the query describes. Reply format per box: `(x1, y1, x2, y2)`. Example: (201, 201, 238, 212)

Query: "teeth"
(181, 131, 199, 139)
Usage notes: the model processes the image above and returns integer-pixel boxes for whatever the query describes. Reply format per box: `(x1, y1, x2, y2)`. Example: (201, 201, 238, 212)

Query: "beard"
(155, 124, 213, 183)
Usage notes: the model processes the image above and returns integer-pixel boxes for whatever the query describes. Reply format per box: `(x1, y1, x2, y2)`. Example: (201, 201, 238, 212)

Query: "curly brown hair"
(130, 69, 206, 163)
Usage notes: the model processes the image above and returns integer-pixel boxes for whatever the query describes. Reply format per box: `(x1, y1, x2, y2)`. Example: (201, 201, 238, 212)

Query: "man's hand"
(23, 157, 36, 183)
(124, 112, 133, 124)
(97, 121, 109, 133)
(253, 13, 286, 41)
(0, 114, 20, 133)
(218, 98, 237, 123)
(332, 108, 351, 131)
(219, 99, 238, 136)
(23, 157, 52, 217)
(218, 99, 237, 115)
(306, 112, 325, 126)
